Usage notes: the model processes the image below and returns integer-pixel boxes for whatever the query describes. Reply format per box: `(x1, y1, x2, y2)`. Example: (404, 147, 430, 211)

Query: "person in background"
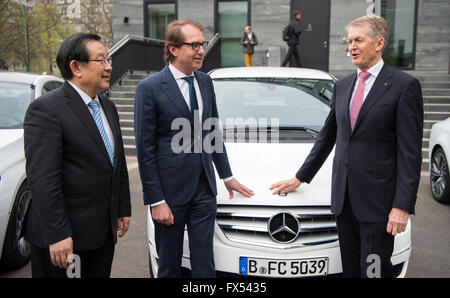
(240, 26, 258, 67)
(281, 10, 302, 67)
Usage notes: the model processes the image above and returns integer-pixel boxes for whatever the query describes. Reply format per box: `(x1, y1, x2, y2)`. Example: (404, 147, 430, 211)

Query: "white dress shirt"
(168, 63, 203, 123)
(67, 81, 114, 154)
(349, 58, 384, 107)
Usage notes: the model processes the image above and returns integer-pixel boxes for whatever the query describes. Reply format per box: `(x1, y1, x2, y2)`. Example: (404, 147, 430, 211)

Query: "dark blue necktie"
(183, 76, 199, 116)
(183, 76, 203, 171)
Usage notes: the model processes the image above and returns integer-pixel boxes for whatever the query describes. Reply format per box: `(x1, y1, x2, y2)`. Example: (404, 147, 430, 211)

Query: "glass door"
(145, 1, 176, 40)
(216, 1, 249, 67)
(381, 0, 418, 69)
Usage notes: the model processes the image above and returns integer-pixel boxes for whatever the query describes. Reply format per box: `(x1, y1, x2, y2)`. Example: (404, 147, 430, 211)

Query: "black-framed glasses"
(181, 42, 208, 51)
(88, 58, 112, 66)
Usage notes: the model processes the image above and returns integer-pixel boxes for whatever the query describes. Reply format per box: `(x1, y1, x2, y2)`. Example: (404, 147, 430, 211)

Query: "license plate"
(239, 257, 328, 277)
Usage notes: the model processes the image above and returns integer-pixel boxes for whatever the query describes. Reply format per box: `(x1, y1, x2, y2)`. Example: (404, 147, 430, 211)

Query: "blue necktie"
(88, 100, 114, 167)
(183, 76, 199, 116)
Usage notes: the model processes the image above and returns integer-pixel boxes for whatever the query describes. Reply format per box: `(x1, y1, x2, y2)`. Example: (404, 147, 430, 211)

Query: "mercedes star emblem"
(268, 211, 300, 243)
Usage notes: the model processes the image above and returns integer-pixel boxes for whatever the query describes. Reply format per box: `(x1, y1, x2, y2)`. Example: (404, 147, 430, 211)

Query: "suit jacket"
(23, 82, 131, 250)
(296, 63, 423, 223)
(240, 32, 258, 54)
(134, 65, 232, 207)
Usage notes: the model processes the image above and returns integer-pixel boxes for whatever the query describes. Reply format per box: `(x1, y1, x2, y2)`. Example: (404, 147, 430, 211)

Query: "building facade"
(113, 0, 449, 74)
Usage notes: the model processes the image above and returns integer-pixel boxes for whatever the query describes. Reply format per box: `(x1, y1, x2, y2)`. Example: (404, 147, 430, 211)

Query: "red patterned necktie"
(349, 71, 371, 130)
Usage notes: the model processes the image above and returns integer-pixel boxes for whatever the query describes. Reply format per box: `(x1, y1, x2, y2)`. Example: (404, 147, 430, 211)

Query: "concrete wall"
(178, 0, 215, 40)
(113, 0, 144, 43)
(112, 0, 449, 72)
(329, 0, 373, 72)
(415, 0, 450, 70)
(250, 0, 290, 66)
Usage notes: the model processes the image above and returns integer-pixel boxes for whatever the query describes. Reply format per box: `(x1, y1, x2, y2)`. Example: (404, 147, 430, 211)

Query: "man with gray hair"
(271, 15, 423, 277)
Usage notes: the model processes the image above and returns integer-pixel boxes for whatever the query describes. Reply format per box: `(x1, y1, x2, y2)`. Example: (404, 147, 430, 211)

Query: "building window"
(381, 0, 418, 69)
(215, 0, 250, 67)
(144, 0, 176, 40)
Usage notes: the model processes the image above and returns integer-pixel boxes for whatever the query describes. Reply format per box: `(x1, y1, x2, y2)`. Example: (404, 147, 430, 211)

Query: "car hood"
(0, 129, 23, 153)
(216, 142, 334, 206)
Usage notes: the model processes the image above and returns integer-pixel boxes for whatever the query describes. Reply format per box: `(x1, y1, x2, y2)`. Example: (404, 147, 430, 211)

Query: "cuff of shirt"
(223, 176, 233, 182)
(150, 200, 166, 207)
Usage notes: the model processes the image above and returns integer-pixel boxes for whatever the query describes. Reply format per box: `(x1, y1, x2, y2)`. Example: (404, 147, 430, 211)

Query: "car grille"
(216, 205, 338, 249)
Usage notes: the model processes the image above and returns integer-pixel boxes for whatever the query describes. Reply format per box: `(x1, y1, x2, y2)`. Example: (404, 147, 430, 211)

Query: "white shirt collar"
(67, 80, 99, 105)
(357, 58, 384, 79)
(169, 63, 194, 80)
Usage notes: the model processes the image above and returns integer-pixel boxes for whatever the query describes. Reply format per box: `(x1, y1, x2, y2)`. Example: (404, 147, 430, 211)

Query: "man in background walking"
(281, 10, 302, 67)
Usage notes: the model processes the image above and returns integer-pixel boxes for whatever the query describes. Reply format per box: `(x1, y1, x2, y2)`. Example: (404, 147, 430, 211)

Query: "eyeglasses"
(181, 42, 208, 51)
(88, 58, 112, 66)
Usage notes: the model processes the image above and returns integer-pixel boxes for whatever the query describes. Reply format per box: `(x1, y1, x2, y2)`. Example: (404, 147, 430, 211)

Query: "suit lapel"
(160, 65, 193, 121)
(351, 64, 393, 134)
(63, 82, 112, 167)
(195, 70, 210, 124)
(343, 73, 357, 134)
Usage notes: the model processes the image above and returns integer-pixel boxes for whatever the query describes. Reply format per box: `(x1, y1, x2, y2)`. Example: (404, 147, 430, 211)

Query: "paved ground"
(406, 173, 450, 277)
(1, 157, 449, 278)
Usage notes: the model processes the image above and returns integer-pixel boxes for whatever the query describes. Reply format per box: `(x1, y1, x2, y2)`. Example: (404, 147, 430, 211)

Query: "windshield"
(0, 81, 33, 129)
(212, 77, 334, 132)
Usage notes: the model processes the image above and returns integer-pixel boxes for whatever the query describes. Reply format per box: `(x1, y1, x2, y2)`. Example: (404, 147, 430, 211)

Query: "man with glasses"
(134, 20, 254, 277)
(24, 33, 131, 278)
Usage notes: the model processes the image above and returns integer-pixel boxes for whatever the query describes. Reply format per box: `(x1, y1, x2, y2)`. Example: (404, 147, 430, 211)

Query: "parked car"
(147, 67, 412, 277)
(429, 117, 450, 204)
(0, 72, 63, 270)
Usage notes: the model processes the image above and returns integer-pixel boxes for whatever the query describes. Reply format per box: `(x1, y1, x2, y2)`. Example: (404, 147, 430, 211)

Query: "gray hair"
(345, 15, 389, 52)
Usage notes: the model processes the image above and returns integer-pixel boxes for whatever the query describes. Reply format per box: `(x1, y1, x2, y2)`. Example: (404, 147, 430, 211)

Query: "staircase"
(411, 70, 450, 171)
(108, 71, 153, 155)
(109, 70, 450, 172)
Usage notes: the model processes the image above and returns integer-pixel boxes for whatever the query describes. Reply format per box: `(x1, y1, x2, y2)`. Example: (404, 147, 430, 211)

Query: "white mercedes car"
(147, 67, 412, 278)
(429, 117, 450, 204)
(0, 72, 63, 270)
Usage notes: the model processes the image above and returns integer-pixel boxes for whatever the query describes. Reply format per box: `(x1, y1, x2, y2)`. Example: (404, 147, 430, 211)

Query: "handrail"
(105, 33, 222, 92)
(205, 33, 221, 59)
(109, 34, 165, 56)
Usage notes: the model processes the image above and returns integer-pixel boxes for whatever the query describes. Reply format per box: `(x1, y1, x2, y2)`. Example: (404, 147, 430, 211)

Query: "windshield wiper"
(278, 126, 319, 139)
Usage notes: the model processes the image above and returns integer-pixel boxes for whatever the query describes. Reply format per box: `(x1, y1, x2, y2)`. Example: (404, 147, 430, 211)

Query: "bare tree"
(79, 0, 114, 48)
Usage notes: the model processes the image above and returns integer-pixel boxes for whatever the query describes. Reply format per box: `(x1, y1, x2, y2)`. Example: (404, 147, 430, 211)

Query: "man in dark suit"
(134, 20, 254, 278)
(271, 15, 423, 277)
(240, 26, 258, 67)
(281, 10, 302, 67)
(24, 33, 131, 278)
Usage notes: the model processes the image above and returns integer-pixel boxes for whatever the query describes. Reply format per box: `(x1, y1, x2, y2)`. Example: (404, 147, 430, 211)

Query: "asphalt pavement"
(0, 156, 449, 278)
